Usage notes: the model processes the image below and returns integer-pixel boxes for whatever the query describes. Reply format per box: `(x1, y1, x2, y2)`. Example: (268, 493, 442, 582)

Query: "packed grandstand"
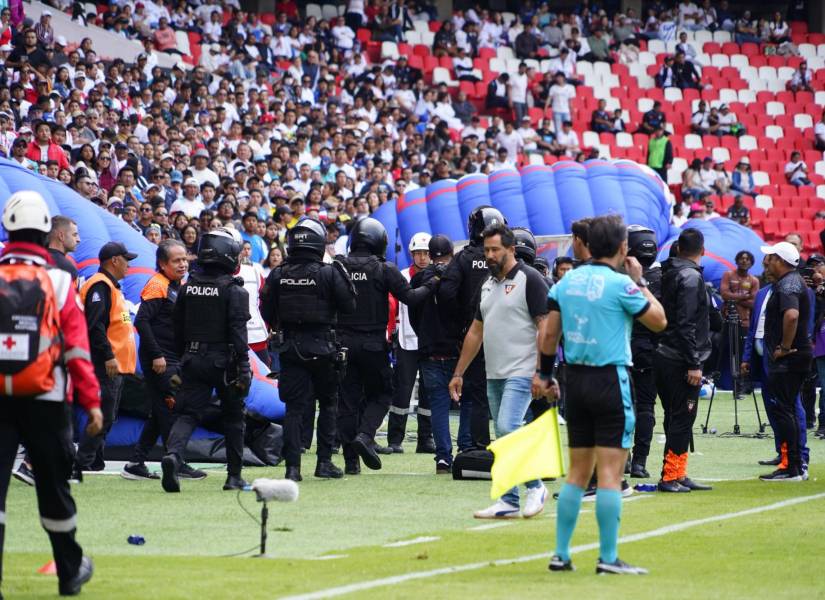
(0, 0, 823, 254)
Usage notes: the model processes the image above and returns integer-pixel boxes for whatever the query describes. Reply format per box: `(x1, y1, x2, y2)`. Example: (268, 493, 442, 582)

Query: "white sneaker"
(473, 500, 521, 519)
(522, 483, 547, 518)
(558, 415, 566, 426)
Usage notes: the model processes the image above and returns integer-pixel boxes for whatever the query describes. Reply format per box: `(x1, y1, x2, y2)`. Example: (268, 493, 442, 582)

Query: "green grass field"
(3, 392, 824, 599)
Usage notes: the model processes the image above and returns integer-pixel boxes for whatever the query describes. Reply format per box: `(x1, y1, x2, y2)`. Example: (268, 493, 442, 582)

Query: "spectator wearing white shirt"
(170, 178, 206, 218)
(717, 104, 743, 136)
(690, 100, 709, 134)
(495, 121, 523, 162)
(516, 116, 540, 154)
(493, 146, 515, 170)
(675, 31, 702, 65)
(785, 151, 812, 187)
(788, 61, 813, 93)
(814, 109, 825, 152)
(547, 47, 577, 82)
(677, 1, 701, 30)
(545, 72, 575, 134)
(555, 120, 580, 157)
(332, 17, 356, 51)
(509, 62, 529, 124)
(698, 157, 717, 192)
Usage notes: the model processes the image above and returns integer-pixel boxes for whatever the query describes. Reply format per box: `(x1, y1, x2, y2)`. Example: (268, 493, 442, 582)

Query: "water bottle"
(633, 483, 657, 493)
(127, 535, 146, 546)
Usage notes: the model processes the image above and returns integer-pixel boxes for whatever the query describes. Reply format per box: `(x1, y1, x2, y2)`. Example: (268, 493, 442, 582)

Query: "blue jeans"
(421, 358, 456, 464)
(553, 112, 570, 136)
(487, 377, 542, 507)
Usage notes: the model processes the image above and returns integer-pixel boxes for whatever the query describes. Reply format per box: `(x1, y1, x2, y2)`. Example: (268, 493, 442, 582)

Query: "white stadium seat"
(738, 135, 758, 151)
(764, 125, 784, 140)
(752, 171, 770, 187)
(648, 40, 666, 54)
(433, 67, 457, 87)
(737, 89, 756, 104)
(765, 102, 785, 117)
(175, 30, 191, 56)
(712, 31, 731, 43)
(496, 46, 514, 60)
(795, 114, 813, 130)
(778, 66, 795, 81)
(817, 185, 825, 200)
(694, 31, 712, 44)
(685, 134, 703, 149)
(306, 3, 322, 19)
(321, 4, 339, 20)
(815, 161, 825, 178)
(381, 41, 399, 60)
(755, 195, 774, 211)
(582, 131, 600, 148)
(638, 51, 656, 66)
(718, 88, 737, 104)
(637, 98, 654, 112)
(730, 54, 749, 69)
(616, 132, 634, 147)
(799, 43, 816, 59)
(816, 91, 825, 106)
(712, 147, 730, 163)
(711, 54, 730, 68)
(664, 88, 683, 102)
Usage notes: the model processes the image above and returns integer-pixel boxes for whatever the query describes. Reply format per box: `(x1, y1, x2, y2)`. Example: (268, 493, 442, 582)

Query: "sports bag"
(0, 261, 62, 396)
(452, 449, 494, 480)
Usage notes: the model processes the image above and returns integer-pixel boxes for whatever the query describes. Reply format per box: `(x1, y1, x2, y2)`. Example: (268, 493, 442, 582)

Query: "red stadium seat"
(741, 43, 760, 57)
(721, 42, 740, 55)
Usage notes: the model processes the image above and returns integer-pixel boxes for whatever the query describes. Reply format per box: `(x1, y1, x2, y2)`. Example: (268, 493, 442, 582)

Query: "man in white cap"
(170, 178, 206, 218)
(34, 10, 54, 48)
(756, 241, 812, 481)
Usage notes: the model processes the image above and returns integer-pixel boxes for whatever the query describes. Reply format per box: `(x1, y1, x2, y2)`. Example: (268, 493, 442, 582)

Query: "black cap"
(276, 205, 293, 217)
(99, 241, 137, 262)
(428, 234, 454, 259)
(243, 210, 259, 221)
(806, 253, 825, 266)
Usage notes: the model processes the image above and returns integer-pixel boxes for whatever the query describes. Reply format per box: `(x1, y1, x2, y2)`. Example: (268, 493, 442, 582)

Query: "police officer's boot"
(314, 460, 343, 479)
(353, 433, 382, 470)
(223, 474, 249, 491)
(344, 457, 361, 475)
(285, 466, 303, 482)
(161, 454, 181, 493)
(630, 457, 650, 479)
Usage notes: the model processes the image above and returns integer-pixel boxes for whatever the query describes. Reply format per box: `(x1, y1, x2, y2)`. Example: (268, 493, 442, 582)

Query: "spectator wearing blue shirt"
(240, 211, 267, 264)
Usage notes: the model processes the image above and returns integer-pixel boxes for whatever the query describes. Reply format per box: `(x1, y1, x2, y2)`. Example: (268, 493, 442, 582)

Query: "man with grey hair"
(123, 240, 206, 481)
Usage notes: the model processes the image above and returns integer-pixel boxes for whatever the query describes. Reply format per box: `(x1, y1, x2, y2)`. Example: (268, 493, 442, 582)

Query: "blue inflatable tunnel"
(380, 160, 677, 269)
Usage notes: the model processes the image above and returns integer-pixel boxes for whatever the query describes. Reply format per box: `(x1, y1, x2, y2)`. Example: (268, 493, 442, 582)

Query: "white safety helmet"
(2, 190, 52, 233)
(408, 232, 432, 253)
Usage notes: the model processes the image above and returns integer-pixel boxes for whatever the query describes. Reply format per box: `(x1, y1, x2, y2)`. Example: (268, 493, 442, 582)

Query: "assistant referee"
(535, 215, 666, 575)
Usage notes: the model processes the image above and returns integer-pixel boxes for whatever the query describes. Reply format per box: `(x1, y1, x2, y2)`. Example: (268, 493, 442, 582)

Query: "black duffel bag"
(451, 449, 493, 480)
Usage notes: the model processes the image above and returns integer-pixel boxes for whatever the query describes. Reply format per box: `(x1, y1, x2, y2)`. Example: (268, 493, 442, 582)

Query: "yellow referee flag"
(488, 407, 565, 500)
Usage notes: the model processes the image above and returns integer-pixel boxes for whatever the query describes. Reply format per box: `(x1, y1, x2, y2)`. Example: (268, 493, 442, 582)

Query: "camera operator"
(752, 242, 812, 481)
(654, 228, 712, 493)
(627, 225, 662, 479)
(810, 255, 825, 439)
(720, 251, 759, 330)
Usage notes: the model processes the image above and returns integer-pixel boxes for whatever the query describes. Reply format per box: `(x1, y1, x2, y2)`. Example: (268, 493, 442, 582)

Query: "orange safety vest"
(80, 272, 136, 374)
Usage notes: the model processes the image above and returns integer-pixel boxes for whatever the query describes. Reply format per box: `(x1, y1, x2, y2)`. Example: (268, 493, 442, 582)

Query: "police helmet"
(533, 256, 550, 276)
(627, 224, 658, 269)
(467, 205, 506, 245)
(349, 217, 388, 258)
(198, 227, 242, 273)
(287, 217, 327, 259)
(512, 227, 537, 264)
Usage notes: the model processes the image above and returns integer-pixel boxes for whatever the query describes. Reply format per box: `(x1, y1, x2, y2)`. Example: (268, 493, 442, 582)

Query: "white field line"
(280, 492, 825, 600)
(382, 536, 440, 548)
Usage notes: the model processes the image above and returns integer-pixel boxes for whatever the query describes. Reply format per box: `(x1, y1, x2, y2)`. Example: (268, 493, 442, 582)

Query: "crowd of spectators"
(0, 0, 819, 268)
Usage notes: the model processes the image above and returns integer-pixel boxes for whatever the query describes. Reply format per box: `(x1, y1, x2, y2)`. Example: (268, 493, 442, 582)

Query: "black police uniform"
(337, 218, 434, 471)
(626, 226, 663, 477)
(261, 219, 357, 481)
(162, 232, 251, 493)
(629, 263, 662, 475)
(437, 206, 505, 449)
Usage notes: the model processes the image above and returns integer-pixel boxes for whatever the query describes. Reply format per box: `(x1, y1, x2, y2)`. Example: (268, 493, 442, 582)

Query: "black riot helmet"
(198, 227, 242, 273)
(287, 217, 327, 259)
(627, 224, 658, 269)
(349, 217, 388, 258)
(512, 226, 537, 264)
(468, 205, 506, 245)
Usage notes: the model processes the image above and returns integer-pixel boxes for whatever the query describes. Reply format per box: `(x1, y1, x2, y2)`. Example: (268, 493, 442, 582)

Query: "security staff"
(627, 225, 662, 478)
(0, 191, 101, 597)
(161, 228, 252, 493)
(124, 240, 206, 482)
(438, 205, 506, 450)
(337, 218, 436, 474)
(260, 218, 357, 482)
(655, 228, 712, 492)
(387, 232, 435, 454)
(77, 241, 138, 477)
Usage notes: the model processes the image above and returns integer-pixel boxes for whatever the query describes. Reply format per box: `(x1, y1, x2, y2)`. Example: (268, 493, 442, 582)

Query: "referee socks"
(595, 488, 622, 564)
(554, 483, 585, 561)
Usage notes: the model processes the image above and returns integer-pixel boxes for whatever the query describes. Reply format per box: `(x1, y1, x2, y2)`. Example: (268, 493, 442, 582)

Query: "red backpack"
(0, 260, 63, 396)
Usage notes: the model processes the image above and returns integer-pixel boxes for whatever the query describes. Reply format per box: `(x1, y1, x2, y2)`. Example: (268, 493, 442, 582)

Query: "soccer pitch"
(3, 393, 823, 599)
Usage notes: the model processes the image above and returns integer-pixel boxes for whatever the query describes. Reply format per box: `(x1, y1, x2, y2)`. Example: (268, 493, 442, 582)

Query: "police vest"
(180, 272, 234, 343)
(277, 262, 336, 327)
(337, 255, 387, 331)
(79, 272, 137, 374)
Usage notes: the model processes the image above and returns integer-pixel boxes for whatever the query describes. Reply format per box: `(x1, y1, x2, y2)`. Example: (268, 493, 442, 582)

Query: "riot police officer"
(260, 218, 357, 482)
(337, 217, 436, 474)
(627, 224, 663, 478)
(438, 205, 506, 450)
(161, 228, 252, 493)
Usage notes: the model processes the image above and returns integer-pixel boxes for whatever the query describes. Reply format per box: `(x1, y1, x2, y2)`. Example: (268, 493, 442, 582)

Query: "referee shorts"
(565, 364, 635, 449)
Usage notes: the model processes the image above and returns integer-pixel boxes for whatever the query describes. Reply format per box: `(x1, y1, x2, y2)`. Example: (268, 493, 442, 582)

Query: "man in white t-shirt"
(717, 105, 742, 136)
(517, 116, 540, 154)
(814, 109, 825, 152)
(546, 72, 576, 134)
(169, 179, 206, 218)
(785, 151, 812, 186)
(555, 120, 580, 157)
(496, 121, 524, 162)
(509, 63, 529, 124)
